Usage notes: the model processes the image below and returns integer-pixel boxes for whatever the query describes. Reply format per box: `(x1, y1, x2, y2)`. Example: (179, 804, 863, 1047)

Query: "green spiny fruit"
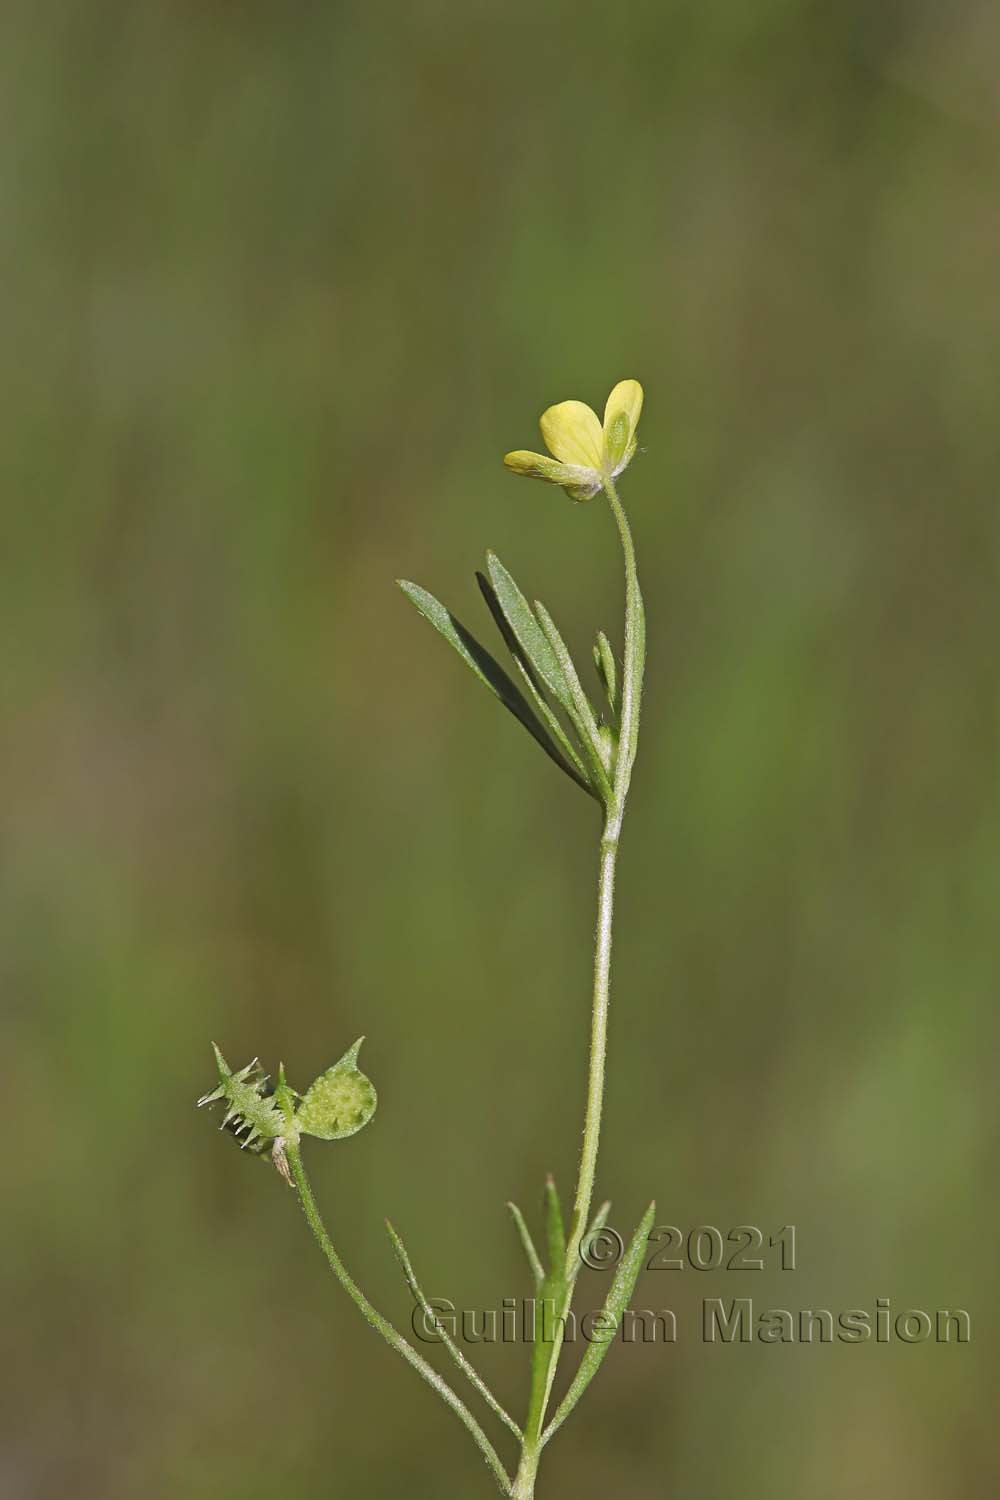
(198, 1039, 377, 1181)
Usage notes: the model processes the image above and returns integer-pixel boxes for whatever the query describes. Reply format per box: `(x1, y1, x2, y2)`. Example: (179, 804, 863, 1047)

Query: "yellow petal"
(603, 379, 644, 464)
(539, 400, 604, 469)
(503, 450, 576, 484)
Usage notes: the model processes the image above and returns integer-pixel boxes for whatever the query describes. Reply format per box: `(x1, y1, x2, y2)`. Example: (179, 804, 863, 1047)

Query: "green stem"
(602, 474, 645, 818)
(566, 474, 644, 1284)
(511, 1440, 541, 1500)
(386, 1219, 524, 1440)
(512, 478, 644, 1498)
(286, 1143, 512, 1495)
(512, 829, 617, 1500)
(565, 830, 618, 1272)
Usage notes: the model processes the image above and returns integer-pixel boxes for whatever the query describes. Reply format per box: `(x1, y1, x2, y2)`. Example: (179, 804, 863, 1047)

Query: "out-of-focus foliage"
(2, 2, 997, 1496)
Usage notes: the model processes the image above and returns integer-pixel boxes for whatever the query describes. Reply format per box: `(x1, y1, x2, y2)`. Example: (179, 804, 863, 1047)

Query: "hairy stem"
(511, 1440, 541, 1500)
(566, 474, 644, 1287)
(512, 478, 644, 1498)
(603, 474, 645, 816)
(286, 1143, 512, 1494)
(565, 831, 618, 1276)
(386, 1219, 524, 1440)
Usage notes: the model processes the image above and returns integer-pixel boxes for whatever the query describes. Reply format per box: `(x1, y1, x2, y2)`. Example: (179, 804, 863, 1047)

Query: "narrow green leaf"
(544, 1175, 566, 1279)
(542, 1200, 656, 1447)
(484, 552, 575, 713)
(619, 580, 645, 791)
(507, 1201, 544, 1286)
(386, 1220, 523, 1441)
(633, 588, 646, 734)
(602, 478, 645, 809)
(476, 571, 595, 798)
(593, 630, 618, 714)
(533, 601, 613, 799)
(567, 1199, 611, 1289)
(524, 1177, 569, 1454)
(398, 579, 584, 791)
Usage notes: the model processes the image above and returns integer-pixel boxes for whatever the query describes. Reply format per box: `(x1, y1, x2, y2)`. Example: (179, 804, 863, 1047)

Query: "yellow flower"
(504, 379, 643, 501)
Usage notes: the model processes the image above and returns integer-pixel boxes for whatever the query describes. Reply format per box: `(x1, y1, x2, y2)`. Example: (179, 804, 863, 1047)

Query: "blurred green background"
(3, 2, 998, 1496)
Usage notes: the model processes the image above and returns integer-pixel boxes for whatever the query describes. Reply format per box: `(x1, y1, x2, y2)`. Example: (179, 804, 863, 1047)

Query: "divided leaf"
(534, 601, 612, 792)
(543, 1200, 656, 1446)
(524, 1175, 570, 1445)
(476, 571, 594, 796)
(483, 552, 575, 713)
(398, 579, 590, 793)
